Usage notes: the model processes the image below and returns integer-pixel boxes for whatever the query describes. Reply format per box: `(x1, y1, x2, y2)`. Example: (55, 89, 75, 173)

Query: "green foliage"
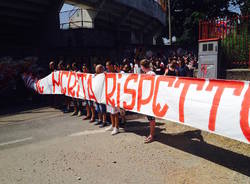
(221, 27, 249, 68)
(168, 0, 239, 45)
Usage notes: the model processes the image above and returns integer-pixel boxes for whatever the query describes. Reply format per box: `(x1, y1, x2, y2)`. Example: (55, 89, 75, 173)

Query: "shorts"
(87, 100, 93, 106)
(95, 103, 106, 114)
(106, 105, 119, 115)
(147, 116, 155, 121)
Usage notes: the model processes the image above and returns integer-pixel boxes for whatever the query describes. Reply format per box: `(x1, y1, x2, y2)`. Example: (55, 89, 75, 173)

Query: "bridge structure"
(0, 0, 166, 59)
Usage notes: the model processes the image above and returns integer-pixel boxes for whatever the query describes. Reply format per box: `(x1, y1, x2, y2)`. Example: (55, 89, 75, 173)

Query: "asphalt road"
(0, 107, 249, 184)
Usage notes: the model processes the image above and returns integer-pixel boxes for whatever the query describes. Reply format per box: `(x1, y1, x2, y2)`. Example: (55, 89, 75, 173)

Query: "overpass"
(0, 0, 166, 57)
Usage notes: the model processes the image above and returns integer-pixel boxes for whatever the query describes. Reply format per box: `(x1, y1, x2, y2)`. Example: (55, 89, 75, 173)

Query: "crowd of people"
(48, 53, 198, 143)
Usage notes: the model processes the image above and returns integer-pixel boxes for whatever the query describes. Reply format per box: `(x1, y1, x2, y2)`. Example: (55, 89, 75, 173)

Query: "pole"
(168, 0, 172, 45)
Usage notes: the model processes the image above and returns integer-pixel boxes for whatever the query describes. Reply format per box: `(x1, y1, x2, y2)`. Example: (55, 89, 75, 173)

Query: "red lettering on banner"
(153, 76, 176, 117)
(137, 75, 155, 112)
(123, 74, 138, 110)
(117, 74, 122, 108)
(87, 75, 97, 102)
(105, 73, 117, 106)
(174, 78, 205, 123)
(67, 72, 77, 97)
(240, 84, 250, 142)
(77, 73, 87, 99)
(36, 80, 44, 94)
(60, 71, 69, 94)
(52, 71, 61, 94)
(206, 80, 244, 131)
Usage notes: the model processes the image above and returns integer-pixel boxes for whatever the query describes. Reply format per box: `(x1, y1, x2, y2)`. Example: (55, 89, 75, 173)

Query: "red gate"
(199, 16, 249, 68)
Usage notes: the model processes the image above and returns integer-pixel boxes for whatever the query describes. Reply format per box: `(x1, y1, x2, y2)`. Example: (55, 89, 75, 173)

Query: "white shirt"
(134, 64, 141, 74)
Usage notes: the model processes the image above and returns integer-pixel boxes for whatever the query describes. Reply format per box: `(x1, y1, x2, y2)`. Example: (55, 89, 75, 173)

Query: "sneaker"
(94, 121, 102, 126)
(99, 122, 107, 128)
(71, 111, 77, 116)
(77, 111, 82, 117)
(105, 125, 113, 131)
(111, 128, 119, 135)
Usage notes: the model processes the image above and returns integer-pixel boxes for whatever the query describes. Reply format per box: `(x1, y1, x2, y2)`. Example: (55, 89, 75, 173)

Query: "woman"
(164, 60, 178, 76)
(140, 59, 156, 143)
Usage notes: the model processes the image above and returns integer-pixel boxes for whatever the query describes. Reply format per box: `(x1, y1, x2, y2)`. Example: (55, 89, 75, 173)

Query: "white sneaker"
(77, 111, 82, 117)
(105, 125, 113, 131)
(111, 128, 119, 135)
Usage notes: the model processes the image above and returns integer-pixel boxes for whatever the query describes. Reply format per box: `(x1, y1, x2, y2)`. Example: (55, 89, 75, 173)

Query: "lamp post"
(168, 0, 172, 45)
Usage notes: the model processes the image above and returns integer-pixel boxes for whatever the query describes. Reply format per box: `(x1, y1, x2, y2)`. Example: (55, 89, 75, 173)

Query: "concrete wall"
(226, 69, 250, 81)
(114, 0, 166, 25)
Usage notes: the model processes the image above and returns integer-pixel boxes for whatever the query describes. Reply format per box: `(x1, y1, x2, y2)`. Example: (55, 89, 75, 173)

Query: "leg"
(111, 112, 119, 135)
(77, 100, 82, 116)
(110, 114, 115, 127)
(71, 98, 78, 116)
(114, 113, 119, 129)
(149, 120, 156, 138)
(90, 105, 95, 122)
(145, 116, 155, 143)
(83, 104, 91, 120)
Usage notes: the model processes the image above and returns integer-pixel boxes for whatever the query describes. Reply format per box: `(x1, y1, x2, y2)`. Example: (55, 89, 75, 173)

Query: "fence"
(199, 16, 249, 68)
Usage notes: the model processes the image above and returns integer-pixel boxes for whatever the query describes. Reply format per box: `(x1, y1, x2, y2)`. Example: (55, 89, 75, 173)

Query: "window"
(208, 43, 213, 51)
(203, 44, 207, 51)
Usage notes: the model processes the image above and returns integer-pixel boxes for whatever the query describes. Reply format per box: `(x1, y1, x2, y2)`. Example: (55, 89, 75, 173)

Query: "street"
(0, 106, 249, 184)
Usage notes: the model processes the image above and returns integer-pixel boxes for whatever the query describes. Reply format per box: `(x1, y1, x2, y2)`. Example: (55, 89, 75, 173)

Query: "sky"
(61, 3, 75, 12)
(228, 2, 241, 14)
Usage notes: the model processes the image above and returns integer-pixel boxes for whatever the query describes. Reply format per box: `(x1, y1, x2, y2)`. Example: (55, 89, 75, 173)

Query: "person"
(133, 58, 141, 74)
(140, 59, 156, 143)
(105, 61, 119, 135)
(164, 59, 178, 76)
(64, 63, 71, 113)
(93, 64, 107, 127)
(82, 64, 96, 122)
(123, 64, 131, 73)
(154, 60, 165, 75)
(49, 61, 56, 72)
(71, 62, 83, 116)
(118, 64, 127, 126)
(114, 63, 121, 73)
(57, 60, 64, 70)
(178, 58, 189, 77)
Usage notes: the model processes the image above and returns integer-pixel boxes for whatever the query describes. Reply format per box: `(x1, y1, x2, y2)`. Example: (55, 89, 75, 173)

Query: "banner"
(25, 71, 250, 144)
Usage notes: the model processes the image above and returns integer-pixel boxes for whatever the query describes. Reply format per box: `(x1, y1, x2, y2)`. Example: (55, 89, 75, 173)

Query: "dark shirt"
(155, 67, 165, 75)
(178, 65, 189, 77)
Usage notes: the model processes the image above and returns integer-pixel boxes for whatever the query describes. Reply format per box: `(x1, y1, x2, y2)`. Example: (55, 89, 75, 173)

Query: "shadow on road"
(125, 120, 250, 177)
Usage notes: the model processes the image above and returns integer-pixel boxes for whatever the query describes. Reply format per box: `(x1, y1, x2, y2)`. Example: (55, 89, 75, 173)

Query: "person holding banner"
(94, 64, 108, 127)
(105, 61, 120, 135)
(82, 64, 96, 122)
(140, 59, 156, 143)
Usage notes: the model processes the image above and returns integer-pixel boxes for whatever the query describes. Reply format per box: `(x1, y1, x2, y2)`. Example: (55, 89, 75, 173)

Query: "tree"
(167, 0, 235, 45)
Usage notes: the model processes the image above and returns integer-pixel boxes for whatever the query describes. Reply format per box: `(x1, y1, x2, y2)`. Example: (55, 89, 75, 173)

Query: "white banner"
(24, 71, 250, 144)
